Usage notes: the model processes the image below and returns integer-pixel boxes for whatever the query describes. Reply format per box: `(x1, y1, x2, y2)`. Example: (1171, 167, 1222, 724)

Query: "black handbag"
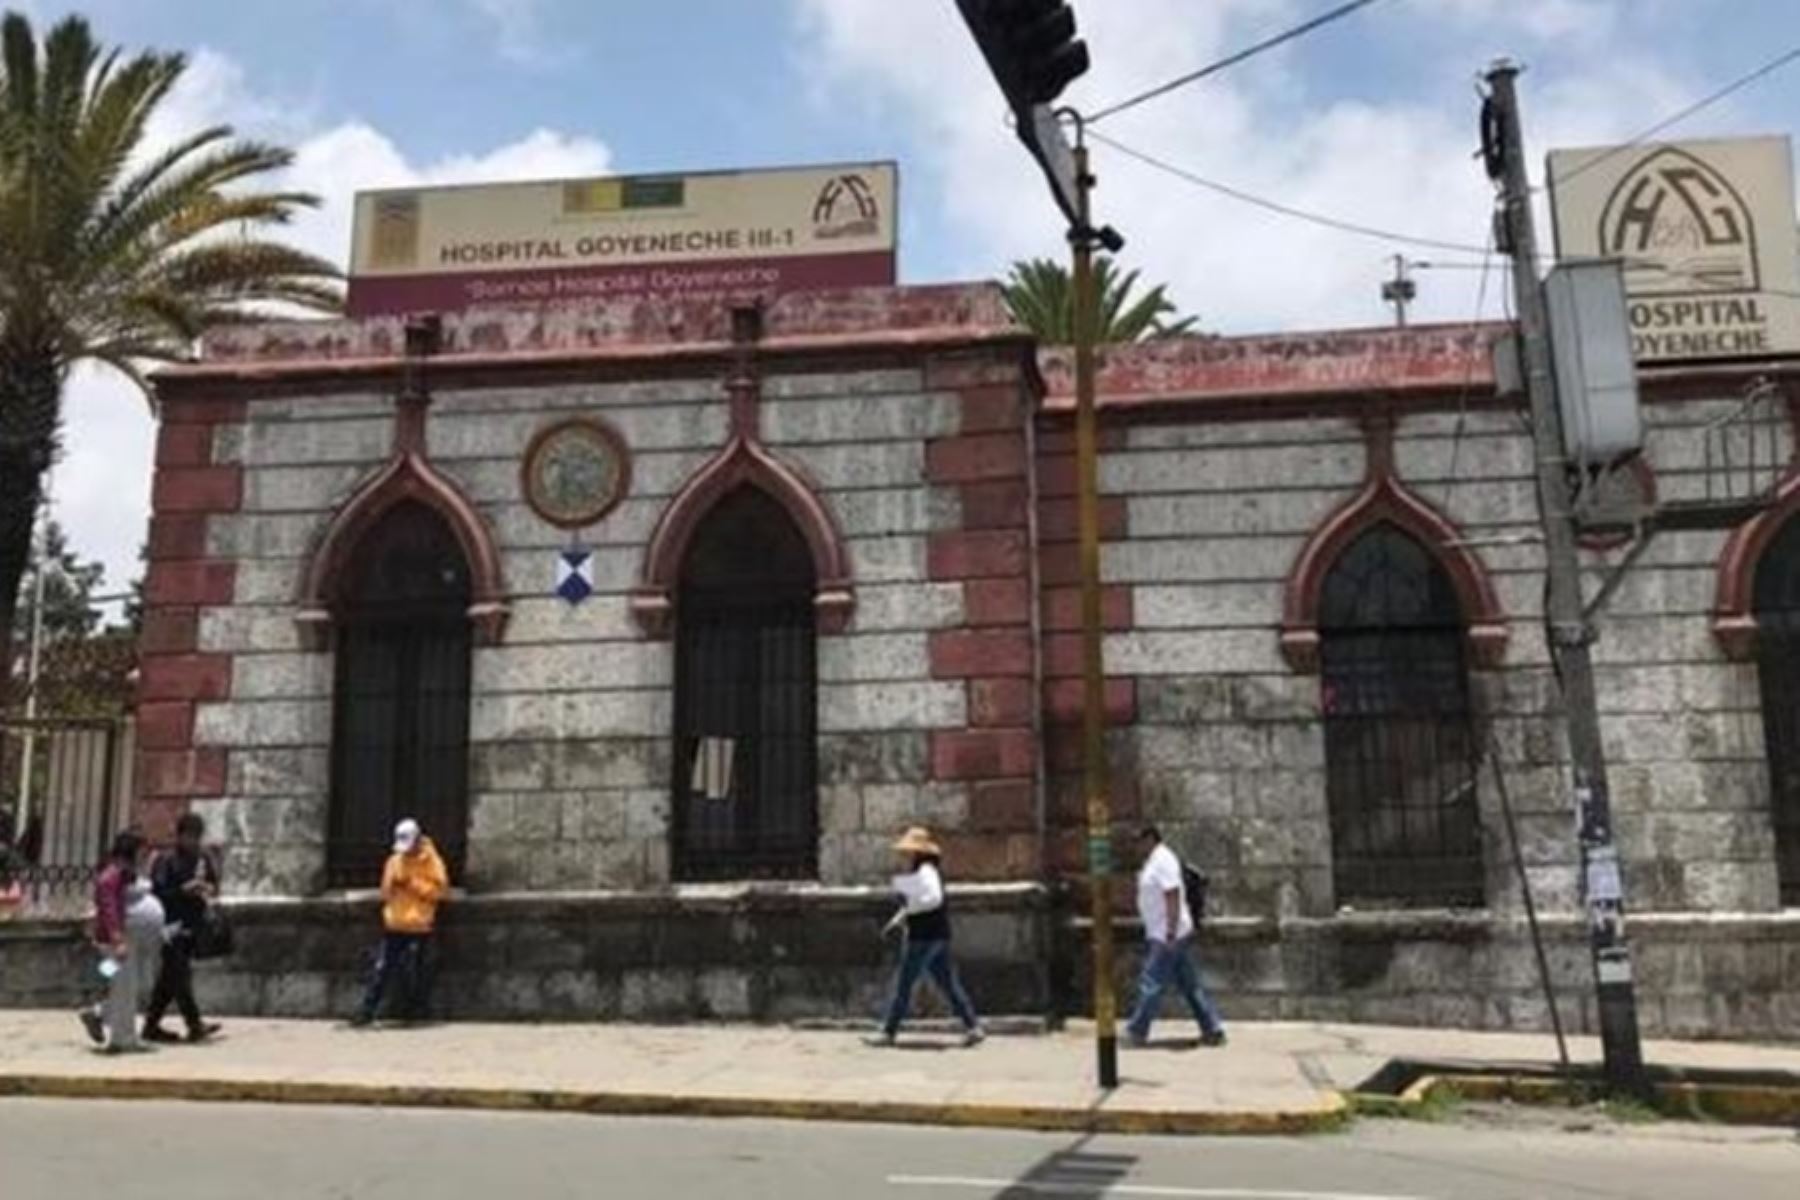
(191, 907, 235, 960)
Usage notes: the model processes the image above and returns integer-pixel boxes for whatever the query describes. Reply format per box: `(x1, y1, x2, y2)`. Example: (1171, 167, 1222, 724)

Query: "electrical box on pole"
(1545, 258, 1642, 465)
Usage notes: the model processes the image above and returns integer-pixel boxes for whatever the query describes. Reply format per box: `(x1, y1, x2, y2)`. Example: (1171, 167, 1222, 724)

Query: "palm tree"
(0, 13, 340, 702)
(1001, 256, 1198, 344)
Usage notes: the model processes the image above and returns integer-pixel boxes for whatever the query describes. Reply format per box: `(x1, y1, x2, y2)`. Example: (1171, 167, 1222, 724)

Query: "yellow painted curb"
(1362, 1073, 1800, 1126)
(0, 1072, 1349, 1137)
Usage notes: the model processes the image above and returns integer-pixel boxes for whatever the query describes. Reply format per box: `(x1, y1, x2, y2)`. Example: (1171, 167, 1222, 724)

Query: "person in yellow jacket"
(348, 819, 448, 1027)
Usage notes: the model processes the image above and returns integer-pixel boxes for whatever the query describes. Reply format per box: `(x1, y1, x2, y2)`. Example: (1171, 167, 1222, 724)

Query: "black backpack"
(1180, 859, 1210, 927)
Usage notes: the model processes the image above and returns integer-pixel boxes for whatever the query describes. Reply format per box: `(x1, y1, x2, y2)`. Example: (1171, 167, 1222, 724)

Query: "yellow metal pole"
(1070, 137, 1118, 1090)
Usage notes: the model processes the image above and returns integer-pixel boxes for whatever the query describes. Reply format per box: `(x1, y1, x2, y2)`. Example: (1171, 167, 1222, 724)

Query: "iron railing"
(0, 717, 133, 918)
(1322, 638, 1486, 910)
(1751, 512, 1800, 906)
(1660, 376, 1790, 530)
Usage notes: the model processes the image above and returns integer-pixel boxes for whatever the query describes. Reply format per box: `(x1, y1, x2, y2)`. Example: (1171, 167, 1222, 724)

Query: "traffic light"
(957, 0, 1092, 228)
(956, 0, 1091, 115)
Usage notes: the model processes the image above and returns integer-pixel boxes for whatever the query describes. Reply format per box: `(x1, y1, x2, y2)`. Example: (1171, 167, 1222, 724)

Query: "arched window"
(673, 486, 818, 880)
(327, 501, 474, 888)
(1320, 523, 1483, 909)
(1752, 517, 1800, 905)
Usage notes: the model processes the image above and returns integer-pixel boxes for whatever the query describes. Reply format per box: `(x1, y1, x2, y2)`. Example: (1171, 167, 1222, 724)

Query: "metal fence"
(0, 717, 134, 919)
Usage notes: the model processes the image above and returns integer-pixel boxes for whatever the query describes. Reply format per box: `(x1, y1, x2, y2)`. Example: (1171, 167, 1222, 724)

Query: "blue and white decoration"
(556, 547, 594, 606)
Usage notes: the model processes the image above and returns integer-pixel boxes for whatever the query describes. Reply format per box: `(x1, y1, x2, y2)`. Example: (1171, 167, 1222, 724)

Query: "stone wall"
(140, 287, 1045, 896)
(0, 885, 1050, 1022)
(114, 309, 1800, 1037)
(9, 904, 1796, 1040)
(1065, 396, 1787, 922)
(1060, 912, 1800, 1042)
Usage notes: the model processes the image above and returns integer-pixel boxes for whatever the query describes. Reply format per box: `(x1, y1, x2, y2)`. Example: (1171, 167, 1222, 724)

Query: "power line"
(1088, 129, 1494, 255)
(1088, 0, 1388, 125)
(1544, 45, 1800, 190)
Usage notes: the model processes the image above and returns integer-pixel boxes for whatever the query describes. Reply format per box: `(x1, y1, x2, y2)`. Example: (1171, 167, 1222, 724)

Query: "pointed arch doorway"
(1319, 521, 1484, 909)
(327, 500, 475, 887)
(1752, 515, 1800, 905)
(672, 486, 819, 881)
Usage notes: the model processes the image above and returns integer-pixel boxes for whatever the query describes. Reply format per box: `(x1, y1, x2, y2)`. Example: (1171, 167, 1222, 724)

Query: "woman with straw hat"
(865, 826, 986, 1047)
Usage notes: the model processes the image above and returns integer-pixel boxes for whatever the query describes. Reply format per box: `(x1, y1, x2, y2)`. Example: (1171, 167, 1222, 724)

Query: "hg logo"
(1599, 147, 1759, 293)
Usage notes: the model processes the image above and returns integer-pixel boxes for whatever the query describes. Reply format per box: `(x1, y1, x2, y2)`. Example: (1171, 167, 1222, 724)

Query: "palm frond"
(1001, 255, 1200, 345)
(0, 11, 338, 401)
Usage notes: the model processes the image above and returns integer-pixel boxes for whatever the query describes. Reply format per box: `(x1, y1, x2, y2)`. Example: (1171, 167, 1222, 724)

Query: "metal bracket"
(1582, 522, 1657, 624)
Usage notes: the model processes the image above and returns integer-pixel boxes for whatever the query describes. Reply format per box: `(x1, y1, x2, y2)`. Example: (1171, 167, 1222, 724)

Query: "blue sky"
(31, 0, 1800, 595)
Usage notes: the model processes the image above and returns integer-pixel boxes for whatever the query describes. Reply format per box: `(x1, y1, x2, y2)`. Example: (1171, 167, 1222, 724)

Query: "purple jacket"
(93, 862, 128, 945)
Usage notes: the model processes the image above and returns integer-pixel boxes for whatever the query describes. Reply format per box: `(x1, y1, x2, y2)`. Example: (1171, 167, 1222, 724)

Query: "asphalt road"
(2, 1099, 1796, 1200)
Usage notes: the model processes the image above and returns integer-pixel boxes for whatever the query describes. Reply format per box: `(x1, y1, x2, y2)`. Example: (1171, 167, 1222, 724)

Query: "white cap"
(392, 818, 421, 854)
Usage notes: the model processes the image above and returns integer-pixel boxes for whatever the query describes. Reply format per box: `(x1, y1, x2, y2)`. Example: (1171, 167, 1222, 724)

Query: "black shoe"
(186, 1022, 222, 1043)
(78, 1008, 105, 1046)
(342, 1013, 375, 1029)
(1200, 1029, 1227, 1047)
(862, 1031, 896, 1047)
(141, 1025, 183, 1044)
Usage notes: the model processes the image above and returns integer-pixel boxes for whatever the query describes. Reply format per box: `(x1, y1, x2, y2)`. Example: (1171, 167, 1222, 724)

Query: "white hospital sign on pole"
(1548, 135, 1800, 363)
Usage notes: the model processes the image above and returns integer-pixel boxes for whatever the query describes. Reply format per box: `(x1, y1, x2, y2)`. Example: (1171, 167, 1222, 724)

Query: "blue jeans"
(1126, 937, 1224, 1041)
(359, 932, 432, 1022)
(881, 938, 980, 1034)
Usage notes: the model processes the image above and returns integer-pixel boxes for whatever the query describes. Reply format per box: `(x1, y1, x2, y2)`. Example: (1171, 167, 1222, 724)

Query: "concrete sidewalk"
(1, 1010, 1797, 1134)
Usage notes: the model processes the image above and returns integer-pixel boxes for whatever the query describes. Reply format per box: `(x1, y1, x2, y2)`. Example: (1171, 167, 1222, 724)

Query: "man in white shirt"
(1127, 825, 1226, 1047)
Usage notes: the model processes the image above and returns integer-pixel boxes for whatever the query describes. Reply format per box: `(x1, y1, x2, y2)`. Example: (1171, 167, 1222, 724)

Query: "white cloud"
(283, 122, 611, 268)
(52, 54, 611, 599)
(1420, 0, 1622, 43)
(467, 0, 567, 68)
(792, 0, 1690, 333)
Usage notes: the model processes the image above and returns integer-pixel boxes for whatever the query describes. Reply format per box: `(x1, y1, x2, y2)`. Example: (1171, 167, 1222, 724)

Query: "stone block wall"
(1059, 911, 1800, 1041)
(141, 287, 1045, 898)
(0, 886, 1051, 1023)
(1064, 395, 1789, 922)
(918, 352, 1044, 881)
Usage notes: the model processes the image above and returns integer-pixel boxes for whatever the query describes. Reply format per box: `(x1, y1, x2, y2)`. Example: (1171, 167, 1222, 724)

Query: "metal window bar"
(0, 718, 128, 917)
(1702, 378, 1787, 510)
(673, 593, 819, 881)
(1323, 632, 1485, 908)
(1752, 513, 1800, 905)
(670, 487, 820, 883)
(325, 502, 474, 889)
(1652, 376, 1791, 531)
(1319, 523, 1485, 910)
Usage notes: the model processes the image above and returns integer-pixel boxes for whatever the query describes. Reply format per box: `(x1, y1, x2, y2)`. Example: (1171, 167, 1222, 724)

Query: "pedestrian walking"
(348, 818, 448, 1027)
(1126, 824, 1226, 1048)
(143, 813, 223, 1044)
(865, 826, 986, 1048)
(81, 831, 149, 1053)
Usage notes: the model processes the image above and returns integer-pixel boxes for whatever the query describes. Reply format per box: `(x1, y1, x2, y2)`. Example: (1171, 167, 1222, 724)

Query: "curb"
(0, 1072, 1348, 1136)
(1354, 1072, 1800, 1127)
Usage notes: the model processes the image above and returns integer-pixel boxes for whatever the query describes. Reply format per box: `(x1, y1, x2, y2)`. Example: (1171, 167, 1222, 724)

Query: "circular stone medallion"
(521, 418, 631, 529)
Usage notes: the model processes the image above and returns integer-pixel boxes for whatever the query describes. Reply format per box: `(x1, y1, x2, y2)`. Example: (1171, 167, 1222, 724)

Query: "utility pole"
(1483, 59, 1649, 1099)
(957, 0, 1122, 1091)
(1069, 127, 1119, 1090)
(1381, 254, 1415, 327)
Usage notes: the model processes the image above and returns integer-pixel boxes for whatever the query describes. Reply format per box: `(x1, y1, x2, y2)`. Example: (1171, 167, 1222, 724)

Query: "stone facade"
(13, 291, 1800, 1038)
(1039, 329, 1800, 1039)
(145, 287, 1044, 898)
